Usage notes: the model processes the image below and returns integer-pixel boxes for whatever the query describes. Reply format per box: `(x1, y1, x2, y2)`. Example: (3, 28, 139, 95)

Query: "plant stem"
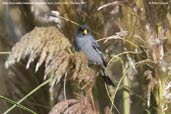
(123, 74, 130, 114)
(0, 95, 36, 114)
(3, 79, 50, 114)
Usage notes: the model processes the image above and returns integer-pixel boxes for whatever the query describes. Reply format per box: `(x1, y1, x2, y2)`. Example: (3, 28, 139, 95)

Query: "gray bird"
(74, 25, 114, 86)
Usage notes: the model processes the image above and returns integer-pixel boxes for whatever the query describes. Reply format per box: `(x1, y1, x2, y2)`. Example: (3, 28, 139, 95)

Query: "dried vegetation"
(1, 0, 171, 114)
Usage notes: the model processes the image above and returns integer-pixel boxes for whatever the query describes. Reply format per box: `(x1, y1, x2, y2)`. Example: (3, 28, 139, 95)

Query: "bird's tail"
(101, 69, 115, 86)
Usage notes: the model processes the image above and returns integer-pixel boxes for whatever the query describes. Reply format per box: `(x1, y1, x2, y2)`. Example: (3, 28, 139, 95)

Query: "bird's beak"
(83, 29, 88, 35)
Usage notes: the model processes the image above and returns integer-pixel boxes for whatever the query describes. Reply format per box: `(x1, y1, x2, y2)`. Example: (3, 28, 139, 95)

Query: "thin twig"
(107, 51, 138, 66)
(97, 1, 125, 11)
(0, 51, 11, 55)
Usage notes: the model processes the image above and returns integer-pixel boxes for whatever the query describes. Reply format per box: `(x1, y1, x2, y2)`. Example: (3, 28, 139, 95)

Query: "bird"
(74, 24, 114, 86)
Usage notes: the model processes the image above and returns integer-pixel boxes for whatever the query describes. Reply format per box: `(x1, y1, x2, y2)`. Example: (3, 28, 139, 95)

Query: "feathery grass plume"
(5, 26, 96, 89)
(5, 26, 71, 90)
(72, 52, 95, 88)
(49, 96, 97, 114)
(4, 26, 97, 112)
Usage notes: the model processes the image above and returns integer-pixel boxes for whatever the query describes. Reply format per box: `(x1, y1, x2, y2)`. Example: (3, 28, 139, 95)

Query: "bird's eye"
(82, 29, 88, 35)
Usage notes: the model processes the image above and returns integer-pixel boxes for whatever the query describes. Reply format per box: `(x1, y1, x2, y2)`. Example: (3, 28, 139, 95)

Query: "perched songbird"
(74, 25, 114, 86)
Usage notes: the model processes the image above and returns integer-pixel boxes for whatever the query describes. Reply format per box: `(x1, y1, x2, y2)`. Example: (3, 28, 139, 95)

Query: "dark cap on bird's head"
(77, 25, 90, 36)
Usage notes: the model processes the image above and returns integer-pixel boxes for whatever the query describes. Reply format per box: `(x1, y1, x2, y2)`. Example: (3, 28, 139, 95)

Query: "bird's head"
(77, 25, 90, 36)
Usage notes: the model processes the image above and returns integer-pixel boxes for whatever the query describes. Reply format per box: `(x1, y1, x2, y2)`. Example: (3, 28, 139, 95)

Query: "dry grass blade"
(144, 70, 157, 107)
(97, 1, 126, 11)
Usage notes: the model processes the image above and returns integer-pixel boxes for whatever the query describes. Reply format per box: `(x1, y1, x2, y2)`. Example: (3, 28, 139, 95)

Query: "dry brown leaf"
(144, 70, 157, 107)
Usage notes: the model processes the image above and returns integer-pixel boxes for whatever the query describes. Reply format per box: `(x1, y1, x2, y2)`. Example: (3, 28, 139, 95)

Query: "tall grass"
(0, 0, 171, 114)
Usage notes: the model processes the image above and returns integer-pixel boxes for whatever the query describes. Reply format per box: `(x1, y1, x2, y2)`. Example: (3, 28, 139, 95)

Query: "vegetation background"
(0, 0, 171, 114)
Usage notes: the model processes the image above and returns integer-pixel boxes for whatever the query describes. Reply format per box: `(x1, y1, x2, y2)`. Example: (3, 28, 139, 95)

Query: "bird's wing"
(91, 41, 107, 67)
(73, 39, 80, 51)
